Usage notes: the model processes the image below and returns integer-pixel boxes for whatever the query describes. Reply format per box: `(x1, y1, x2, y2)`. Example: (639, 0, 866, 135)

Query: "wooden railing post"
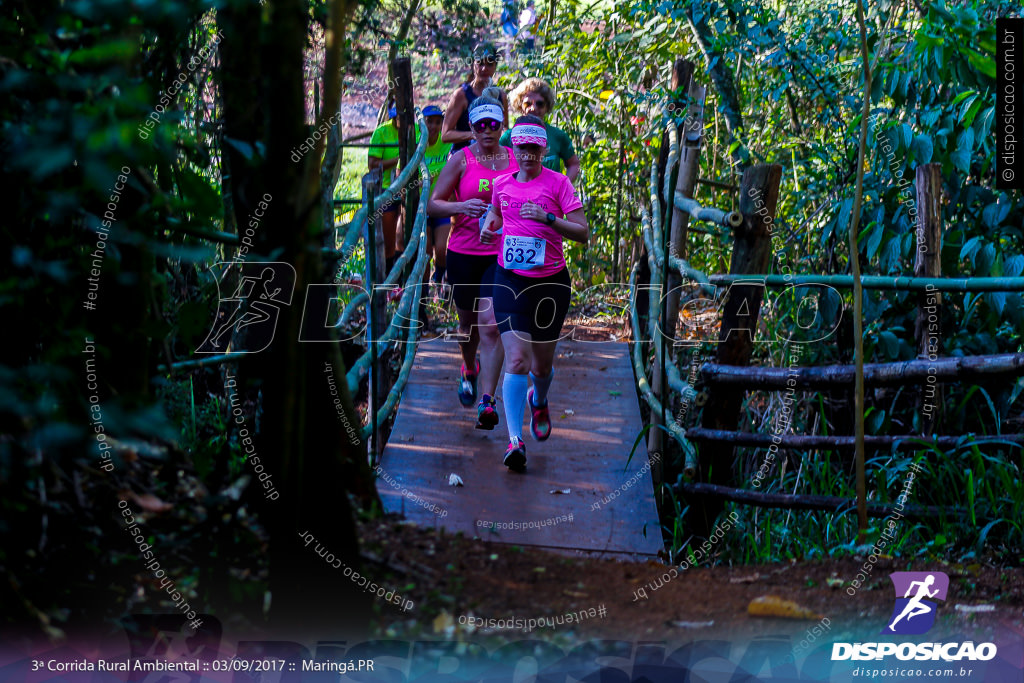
(649, 59, 695, 493)
(363, 170, 387, 463)
(692, 163, 782, 538)
(915, 163, 943, 435)
(391, 57, 417, 248)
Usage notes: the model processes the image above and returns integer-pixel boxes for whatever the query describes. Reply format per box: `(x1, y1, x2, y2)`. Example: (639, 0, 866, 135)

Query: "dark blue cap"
(423, 105, 444, 117)
(388, 106, 397, 118)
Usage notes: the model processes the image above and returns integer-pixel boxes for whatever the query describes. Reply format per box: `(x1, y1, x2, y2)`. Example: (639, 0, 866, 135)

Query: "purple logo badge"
(882, 571, 949, 635)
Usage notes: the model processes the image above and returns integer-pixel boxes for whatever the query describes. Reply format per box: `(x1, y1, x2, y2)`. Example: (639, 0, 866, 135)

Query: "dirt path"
(361, 517, 1024, 648)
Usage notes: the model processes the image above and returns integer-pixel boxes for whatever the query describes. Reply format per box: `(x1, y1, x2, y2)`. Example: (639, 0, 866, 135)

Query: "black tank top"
(453, 82, 478, 152)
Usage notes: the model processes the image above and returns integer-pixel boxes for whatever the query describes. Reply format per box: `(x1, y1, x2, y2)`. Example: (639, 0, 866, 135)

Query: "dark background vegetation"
(1, 0, 1021, 643)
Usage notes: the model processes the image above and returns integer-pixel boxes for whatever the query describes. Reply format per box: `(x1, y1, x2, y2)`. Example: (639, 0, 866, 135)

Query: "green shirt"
(424, 137, 453, 192)
(500, 122, 575, 174)
(368, 122, 422, 189)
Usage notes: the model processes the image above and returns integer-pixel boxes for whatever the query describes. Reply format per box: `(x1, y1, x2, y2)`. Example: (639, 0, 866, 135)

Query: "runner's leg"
(433, 222, 450, 283)
(455, 306, 480, 372)
(476, 297, 503, 399)
(527, 342, 556, 440)
(382, 207, 399, 261)
(501, 330, 533, 442)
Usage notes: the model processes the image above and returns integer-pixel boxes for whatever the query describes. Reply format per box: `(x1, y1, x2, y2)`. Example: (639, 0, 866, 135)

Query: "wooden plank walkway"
(376, 336, 663, 559)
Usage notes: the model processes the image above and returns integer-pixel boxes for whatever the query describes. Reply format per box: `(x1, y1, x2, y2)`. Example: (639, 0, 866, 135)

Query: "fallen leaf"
(670, 620, 714, 628)
(129, 492, 173, 513)
(954, 604, 995, 613)
(448, 473, 464, 486)
(550, 488, 571, 495)
(747, 595, 823, 620)
(608, 390, 621, 396)
(563, 590, 588, 598)
(826, 577, 844, 588)
(432, 611, 455, 634)
(729, 573, 760, 584)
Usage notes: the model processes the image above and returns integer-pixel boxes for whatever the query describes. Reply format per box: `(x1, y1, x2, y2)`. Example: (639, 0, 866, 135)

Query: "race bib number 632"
(502, 235, 546, 270)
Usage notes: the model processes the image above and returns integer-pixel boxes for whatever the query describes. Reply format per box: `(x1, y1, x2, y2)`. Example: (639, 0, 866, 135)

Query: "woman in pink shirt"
(428, 92, 518, 429)
(480, 115, 588, 471)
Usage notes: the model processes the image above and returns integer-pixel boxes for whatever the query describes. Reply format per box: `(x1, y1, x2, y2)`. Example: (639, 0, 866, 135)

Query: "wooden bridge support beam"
(690, 163, 782, 539)
(651, 58, 700, 497)
(363, 170, 386, 463)
(391, 57, 417, 247)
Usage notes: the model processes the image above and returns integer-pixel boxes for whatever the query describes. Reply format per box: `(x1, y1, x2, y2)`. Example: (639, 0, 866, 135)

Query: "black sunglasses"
(472, 120, 502, 132)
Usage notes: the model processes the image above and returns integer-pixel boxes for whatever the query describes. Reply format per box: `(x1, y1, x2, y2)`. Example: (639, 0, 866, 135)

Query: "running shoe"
(458, 358, 480, 407)
(503, 436, 527, 472)
(476, 394, 499, 430)
(527, 388, 551, 441)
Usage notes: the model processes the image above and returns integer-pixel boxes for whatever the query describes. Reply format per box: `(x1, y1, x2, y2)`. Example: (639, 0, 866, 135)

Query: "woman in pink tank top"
(428, 93, 519, 429)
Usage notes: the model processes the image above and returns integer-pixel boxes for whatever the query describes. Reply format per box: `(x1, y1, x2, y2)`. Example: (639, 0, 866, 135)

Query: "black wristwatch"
(545, 212, 556, 225)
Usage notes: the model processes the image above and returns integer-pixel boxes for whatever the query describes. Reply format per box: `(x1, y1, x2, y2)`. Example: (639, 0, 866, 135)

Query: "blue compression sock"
(502, 373, 529, 441)
(529, 369, 553, 406)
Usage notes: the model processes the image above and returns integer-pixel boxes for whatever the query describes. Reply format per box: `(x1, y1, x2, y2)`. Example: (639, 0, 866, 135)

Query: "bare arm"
(552, 207, 588, 244)
(427, 151, 486, 218)
(518, 201, 588, 244)
(480, 202, 504, 244)
(441, 88, 475, 145)
(367, 155, 399, 173)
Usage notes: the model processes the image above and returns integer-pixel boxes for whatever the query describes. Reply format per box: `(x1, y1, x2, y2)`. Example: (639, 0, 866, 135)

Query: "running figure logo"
(882, 571, 949, 635)
(197, 262, 295, 354)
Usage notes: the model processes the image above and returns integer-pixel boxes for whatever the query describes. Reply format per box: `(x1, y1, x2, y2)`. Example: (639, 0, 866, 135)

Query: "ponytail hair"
(468, 92, 503, 115)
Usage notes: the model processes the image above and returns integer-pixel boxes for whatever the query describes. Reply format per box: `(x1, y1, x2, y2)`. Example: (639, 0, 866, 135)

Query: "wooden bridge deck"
(377, 336, 662, 559)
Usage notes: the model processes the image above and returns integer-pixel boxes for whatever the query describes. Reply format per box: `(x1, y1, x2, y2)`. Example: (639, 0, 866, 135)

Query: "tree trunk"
(257, 0, 373, 640)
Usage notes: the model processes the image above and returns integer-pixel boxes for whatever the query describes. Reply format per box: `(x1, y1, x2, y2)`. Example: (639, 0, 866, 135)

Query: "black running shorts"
(493, 266, 571, 342)
(446, 249, 497, 312)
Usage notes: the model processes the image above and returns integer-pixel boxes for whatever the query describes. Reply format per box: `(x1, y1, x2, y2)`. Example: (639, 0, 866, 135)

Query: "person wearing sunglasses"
(427, 93, 518, 429)
(480, 115, 588, 472)
(441, 43, 510, 152)
(500, 78, 580, 182)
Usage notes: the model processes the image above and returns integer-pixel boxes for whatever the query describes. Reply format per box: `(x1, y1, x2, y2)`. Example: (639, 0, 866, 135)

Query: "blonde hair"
(510, 78, 555, 116)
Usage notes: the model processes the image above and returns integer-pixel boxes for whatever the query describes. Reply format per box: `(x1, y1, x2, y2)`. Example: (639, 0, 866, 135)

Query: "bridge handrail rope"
(629, 262, 698, 476)
(359, 157, 432, 441)
(345, 157, 432, 398)
(337, 214, 423, 327)
(640, 201, 713, 294)
(646, 123, 714, 291)
(639, 203, 701, 403)
(335, 115, 430, 253)
(708, 273, 1024, 292)
(627, 121, 699, 474)
(159, 117, 429, 377)
(673, 192, 742, 230)
(628, 106, 750, 475)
